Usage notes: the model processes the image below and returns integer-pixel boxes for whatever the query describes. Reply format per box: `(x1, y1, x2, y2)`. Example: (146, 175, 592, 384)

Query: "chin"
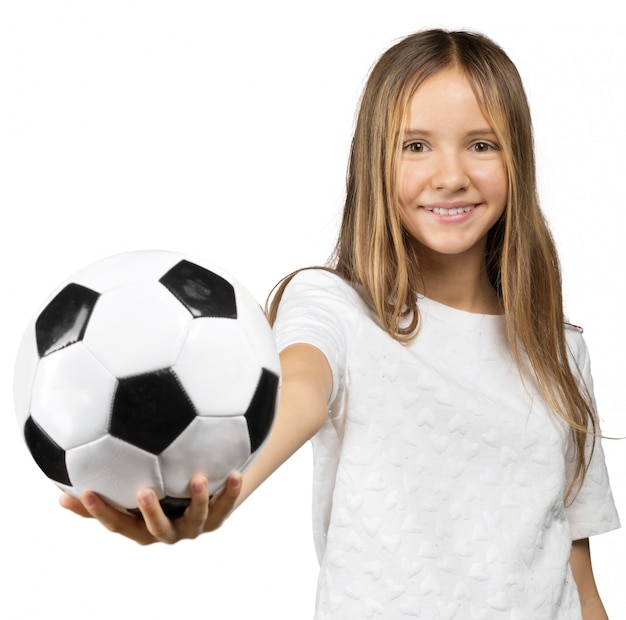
(412, 237, 487, 259)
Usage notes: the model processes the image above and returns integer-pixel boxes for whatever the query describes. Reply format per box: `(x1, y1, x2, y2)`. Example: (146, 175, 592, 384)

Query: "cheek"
(397, 197, 421, 240)
(397, 165, 424, 207)
(471, 163, 508, 209)
(398, 203, 411, 231)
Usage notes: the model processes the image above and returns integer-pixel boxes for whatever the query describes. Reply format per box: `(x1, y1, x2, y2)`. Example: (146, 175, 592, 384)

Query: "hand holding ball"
(14, 250, 280, 517)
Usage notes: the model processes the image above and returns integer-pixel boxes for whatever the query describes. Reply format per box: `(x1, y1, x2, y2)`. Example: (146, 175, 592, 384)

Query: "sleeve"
(272, 269, 356, 407)
(564, 329, 621, 540)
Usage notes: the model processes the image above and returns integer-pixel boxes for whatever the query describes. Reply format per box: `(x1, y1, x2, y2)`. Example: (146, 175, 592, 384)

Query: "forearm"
(580, 595, 608, 620)
(571, 538, 608, 620)
(233, 383, 325, 509)
(220, 344, 331, 517)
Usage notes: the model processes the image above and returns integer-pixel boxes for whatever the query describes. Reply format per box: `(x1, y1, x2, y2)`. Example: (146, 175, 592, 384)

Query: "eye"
(403, 141, 428, 153)
(472, 141, 497, 153)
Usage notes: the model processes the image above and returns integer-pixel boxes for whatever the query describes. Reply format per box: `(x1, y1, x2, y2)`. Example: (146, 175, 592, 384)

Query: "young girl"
(62, 29, 620, 618)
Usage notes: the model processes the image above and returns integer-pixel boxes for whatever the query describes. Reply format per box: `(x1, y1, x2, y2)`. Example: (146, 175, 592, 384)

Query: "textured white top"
(274, 269, 620, 619)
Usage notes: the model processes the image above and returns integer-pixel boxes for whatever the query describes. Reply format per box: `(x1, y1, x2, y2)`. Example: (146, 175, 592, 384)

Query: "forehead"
(404, 68, 492, 131)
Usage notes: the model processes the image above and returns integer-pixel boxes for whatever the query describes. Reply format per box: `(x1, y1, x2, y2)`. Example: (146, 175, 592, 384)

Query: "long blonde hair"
(269, 29, 596, 502)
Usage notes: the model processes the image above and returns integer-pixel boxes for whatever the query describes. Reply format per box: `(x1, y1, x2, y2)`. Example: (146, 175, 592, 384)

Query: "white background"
(1, 1, 624, 618)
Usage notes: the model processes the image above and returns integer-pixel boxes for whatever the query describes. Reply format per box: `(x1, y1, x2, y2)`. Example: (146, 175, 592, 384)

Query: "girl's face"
(397, 68, 507, 262)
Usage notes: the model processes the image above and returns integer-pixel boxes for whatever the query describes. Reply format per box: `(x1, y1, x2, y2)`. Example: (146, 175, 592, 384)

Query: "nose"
(431, 151, 470, 192)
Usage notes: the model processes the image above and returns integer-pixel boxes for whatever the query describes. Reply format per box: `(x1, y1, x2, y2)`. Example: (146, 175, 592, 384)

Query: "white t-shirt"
(273, 269, 620, 620)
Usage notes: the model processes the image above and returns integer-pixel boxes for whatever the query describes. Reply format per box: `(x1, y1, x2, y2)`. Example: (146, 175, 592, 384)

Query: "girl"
(62, 29, 620, 618)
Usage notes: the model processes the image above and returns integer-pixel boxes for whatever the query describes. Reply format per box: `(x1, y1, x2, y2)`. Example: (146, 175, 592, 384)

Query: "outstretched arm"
(60, 343, 332, 544)
(231, 343, 332, 512)
(570, 538, 609, 620)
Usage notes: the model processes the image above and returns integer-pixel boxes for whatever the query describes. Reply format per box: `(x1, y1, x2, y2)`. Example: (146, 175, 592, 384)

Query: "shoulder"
(286, 267, 353, 292)
(564, 320, 590, 370)
(272, 268, 362, 346)
(273, 269, 361, 403)
(564, 320, 584, 335)
(280, 268, 367, 313)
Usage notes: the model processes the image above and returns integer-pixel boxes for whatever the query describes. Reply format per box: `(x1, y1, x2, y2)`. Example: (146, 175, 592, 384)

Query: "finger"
(205, 472, 242, 531)
(183, 475, 209, 527)
(80, 491, 154, 545)
(136, 488, 176, 543)
(59, 492, 93, 518)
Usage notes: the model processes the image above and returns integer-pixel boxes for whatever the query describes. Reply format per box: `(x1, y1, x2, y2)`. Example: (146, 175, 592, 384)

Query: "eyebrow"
(403, 128, 497, 138)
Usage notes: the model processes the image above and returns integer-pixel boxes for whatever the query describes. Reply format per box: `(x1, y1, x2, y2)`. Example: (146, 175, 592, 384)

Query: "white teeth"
(429, 206, 475, 215)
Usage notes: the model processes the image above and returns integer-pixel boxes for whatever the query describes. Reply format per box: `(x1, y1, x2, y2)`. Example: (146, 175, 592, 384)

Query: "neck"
(414, 246, 501, 315)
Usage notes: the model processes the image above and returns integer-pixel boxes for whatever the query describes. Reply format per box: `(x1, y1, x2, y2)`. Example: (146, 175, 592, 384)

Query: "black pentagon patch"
(127, 496, 190, 519)
(35, 283, 100, 357)
(24, 416, 71, 486)
(110, 369, 196, 455)
(159, 260, 237, 319)
(244, 368, 279, 453)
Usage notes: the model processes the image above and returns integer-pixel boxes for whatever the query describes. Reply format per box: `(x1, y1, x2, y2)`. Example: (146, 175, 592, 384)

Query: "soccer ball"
(13, 250, 281, 517)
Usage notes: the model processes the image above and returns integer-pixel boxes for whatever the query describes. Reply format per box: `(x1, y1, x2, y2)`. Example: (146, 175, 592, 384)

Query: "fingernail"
(82, 493, 96, 508)
(230, 474, 241, 489)
(138, 490, 154, 507)
(192, 477, 207, 494)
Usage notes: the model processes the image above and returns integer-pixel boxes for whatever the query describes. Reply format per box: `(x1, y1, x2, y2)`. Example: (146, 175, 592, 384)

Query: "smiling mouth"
(426, 205, 476, 215)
